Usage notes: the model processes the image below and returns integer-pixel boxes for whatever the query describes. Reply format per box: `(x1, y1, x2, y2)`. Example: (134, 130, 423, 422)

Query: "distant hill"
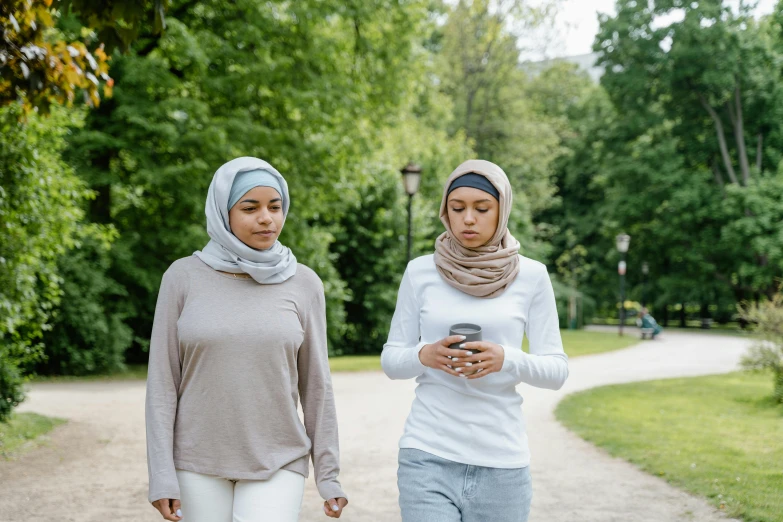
(521, 52, 604, 83)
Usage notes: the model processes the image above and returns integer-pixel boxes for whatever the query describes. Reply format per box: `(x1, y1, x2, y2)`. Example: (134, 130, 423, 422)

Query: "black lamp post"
(401, 163, 422, 263)
(616, 233, 631, 336)
(641, 261, 649, 308)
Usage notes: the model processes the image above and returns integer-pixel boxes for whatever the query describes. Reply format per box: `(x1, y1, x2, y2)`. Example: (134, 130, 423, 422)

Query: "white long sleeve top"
(381, 254, 568, 468)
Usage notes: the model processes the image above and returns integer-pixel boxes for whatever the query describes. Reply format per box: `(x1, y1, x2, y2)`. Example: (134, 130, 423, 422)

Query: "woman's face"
(447, 186, 500, 248)
(228, 186, 284, 250)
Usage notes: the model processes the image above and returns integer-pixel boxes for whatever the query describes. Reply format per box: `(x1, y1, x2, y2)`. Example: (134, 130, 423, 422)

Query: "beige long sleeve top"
(145, 256, 344, 503)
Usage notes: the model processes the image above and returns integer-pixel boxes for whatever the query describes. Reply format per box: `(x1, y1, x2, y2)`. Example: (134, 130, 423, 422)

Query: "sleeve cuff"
(317, 480, 348, 502)
(149, 490, 181, 504)
(501, 344, 527, 372)
(412, 341, 429, 371)
(149, 470, 181, 503)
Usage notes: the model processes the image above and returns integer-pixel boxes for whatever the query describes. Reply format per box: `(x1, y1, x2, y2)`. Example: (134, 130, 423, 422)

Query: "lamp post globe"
(615, 233, 631, 336)
(401, 163, 423, 263)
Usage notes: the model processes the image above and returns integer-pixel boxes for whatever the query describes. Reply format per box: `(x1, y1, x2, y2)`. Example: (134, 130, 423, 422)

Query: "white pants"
(175, 469, 305, 522)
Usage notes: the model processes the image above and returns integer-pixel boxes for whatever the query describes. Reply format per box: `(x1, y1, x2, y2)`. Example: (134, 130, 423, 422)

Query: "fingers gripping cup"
(449, 323, 482, 348)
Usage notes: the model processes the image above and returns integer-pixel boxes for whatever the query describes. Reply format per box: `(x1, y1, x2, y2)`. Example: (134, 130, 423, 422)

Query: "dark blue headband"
(447, 173, 500, 200)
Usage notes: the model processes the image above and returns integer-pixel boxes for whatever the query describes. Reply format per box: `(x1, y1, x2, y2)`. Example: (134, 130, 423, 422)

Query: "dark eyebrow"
(448, 198, 491, 204)
(239, 197, 282, 205)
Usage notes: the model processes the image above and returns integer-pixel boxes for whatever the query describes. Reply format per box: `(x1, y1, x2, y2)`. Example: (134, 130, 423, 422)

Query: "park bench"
(635, 318, 655, 339)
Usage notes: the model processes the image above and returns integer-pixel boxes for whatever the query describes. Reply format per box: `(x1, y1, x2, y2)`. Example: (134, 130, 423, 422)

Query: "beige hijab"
(434, 159, 520, 298)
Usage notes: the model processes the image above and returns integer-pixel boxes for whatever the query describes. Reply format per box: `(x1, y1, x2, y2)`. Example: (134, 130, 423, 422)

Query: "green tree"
(63, 0, 453, 359)
(0, 105, 101, 419)
(37, 235, 133, 375)
(594, 0, 783, 304)
(1, 0, 167, 112)
(528, 63, 615, 317)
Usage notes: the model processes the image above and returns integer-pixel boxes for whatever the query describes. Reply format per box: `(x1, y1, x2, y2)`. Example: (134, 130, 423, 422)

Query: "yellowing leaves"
(34, 6, 53, 27)
(1, 0, 113, 112)
(63, 65, 81, 86)
(94, 45, 108, 63)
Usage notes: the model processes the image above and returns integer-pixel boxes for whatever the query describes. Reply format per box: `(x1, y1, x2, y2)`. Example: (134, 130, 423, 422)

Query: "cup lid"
(449, 323, 481, 333)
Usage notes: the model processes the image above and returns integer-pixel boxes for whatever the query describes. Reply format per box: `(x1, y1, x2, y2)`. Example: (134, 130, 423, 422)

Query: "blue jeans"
(398, 448, 532, 522)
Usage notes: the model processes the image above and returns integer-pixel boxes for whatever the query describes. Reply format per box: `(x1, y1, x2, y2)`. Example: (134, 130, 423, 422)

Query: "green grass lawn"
(332, 329, 639, 372)
(525, 329, 640, 358)
(556, 371, 783, 522)
(31, 364, 149, 383)
(0, 412, 66, 459)
(661, 327, 759, 339)
(328, 355, 382, 372)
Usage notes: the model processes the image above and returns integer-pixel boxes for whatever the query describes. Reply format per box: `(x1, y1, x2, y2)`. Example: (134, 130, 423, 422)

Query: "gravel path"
(0, 331, 751, 521)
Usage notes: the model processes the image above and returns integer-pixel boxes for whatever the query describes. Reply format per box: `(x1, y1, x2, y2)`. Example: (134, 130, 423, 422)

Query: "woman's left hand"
(323, 497, 348, 518)
(450, 341, 505, 379)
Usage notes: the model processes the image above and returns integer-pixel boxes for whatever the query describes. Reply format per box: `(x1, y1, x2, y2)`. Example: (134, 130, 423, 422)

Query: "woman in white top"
(381, 159, 569, 522)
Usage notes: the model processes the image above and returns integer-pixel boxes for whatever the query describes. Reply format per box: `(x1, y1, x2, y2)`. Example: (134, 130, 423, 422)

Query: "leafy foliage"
(63, 0, 469, 358)
(592, 1, 783, 300)
(0, 104, 103, 419)
(542, 1, 783, 321)
(37, 236, 132, 375)
(4, 0, 783, 428)
(0, 0, 140, 112)
(739, 285, 783, 402)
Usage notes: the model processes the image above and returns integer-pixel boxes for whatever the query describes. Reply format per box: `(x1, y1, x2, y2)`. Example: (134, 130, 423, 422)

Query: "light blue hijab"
(194, 157, 297, 284)
(227, 169, 284, 211)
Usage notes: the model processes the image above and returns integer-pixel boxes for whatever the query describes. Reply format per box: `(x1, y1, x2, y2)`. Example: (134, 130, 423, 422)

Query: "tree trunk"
(756, 133, 763, 172)
(711, 161, 725, 190)
(662, 303, 669, 327)
(568, 295, 577, 329)
(465, 90, 476, 137)
(699, 94, 739, 185)
(90, 185, 112, 224)
(728, 84, 751, 185)
(700, 302, 712, 329)
(679, 303, 687, 328)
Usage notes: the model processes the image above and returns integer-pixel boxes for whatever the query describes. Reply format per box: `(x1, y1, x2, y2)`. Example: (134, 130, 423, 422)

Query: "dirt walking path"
(0, 331, 750, 521)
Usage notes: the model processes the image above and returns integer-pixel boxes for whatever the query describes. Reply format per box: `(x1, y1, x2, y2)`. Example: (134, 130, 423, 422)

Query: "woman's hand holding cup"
(419, 336, 474, 377)
(449, 341, 505, 379)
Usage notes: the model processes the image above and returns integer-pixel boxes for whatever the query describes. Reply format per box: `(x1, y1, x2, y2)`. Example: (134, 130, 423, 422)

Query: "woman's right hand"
(152, 498, 183, 521)
(418, 335, 474, 377)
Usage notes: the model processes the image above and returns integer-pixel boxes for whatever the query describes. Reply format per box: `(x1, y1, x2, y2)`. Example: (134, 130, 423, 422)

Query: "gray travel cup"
(448, 323, 482, 349)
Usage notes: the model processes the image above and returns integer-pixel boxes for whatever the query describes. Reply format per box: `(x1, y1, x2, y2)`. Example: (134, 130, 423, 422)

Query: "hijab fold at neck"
(194, 157, 297, 284)
(434, 159, 520, 298)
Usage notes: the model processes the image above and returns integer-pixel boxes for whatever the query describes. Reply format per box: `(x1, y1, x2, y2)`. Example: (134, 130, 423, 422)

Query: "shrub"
(738, 285, 783, 403)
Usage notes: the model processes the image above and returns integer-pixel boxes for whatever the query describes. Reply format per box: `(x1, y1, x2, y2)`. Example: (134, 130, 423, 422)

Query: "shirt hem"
(398, 440, 529, 469)
(173, 456, 310, 481)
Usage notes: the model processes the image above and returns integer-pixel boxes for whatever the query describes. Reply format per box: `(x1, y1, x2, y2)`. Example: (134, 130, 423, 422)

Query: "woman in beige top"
(145, 157, 348, 522)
